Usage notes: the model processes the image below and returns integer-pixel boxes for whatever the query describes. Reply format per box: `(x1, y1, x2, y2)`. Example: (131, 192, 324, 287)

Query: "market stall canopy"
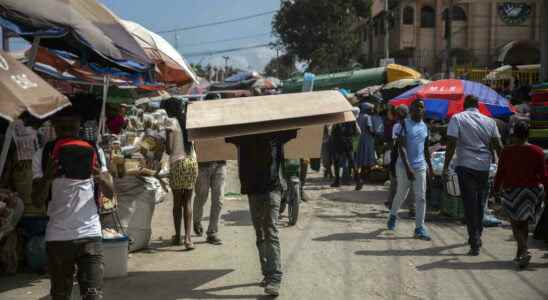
(389, 79, 514, 120)
(385, 64, 422, 82)
(380, 78, 431, 101)
(484, 64, 540, 81)
(0, 0, 152, 72)
(121, 20, 198, 86)
(281, 64, 422, 93)
(187, 90, 355, 140)
(0, 50, 70, 121)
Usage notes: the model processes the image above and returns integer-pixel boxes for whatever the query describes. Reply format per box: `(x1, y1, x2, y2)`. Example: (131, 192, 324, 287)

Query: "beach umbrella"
(389, 79, 514, 120)
(121, 20, 198, 86)
(0, 49, 69, 121)
(0, 0, 152, 72)
(0, 49, 71, 176)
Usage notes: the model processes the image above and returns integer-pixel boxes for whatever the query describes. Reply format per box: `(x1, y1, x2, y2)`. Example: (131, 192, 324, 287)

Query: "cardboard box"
(187, 91, 354, 140)
(195, 126, 324, 162)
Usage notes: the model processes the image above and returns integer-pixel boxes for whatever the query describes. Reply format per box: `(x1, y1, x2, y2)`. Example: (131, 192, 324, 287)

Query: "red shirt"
(494, 144, 547, 190)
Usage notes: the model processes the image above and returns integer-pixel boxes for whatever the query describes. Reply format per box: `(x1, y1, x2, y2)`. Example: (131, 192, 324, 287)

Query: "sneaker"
(206, 235, 223, 245)
(414, 227, 432, 241)
(468, 247, 480, 256)
(264, 282, 280, 297)
(387, 214, 397, 231)
(516, 253, 532, 269)
(194, 223, 204, 236)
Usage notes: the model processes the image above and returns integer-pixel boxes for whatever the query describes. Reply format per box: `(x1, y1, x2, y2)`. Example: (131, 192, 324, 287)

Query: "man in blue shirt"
(387, 100, 433, 241)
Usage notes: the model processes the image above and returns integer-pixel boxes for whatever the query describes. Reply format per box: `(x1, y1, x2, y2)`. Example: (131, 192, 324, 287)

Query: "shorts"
(169, 158, 198, 191)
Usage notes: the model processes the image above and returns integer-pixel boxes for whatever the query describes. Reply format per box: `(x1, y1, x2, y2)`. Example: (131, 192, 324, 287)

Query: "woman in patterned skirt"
(164, 100, 198, 250)
(493, 121, 547, 268)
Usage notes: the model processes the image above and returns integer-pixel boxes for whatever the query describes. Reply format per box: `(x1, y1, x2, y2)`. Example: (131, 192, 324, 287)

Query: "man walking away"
(193, 92, 227, 245)
(387, 100, 433, 241)
(443, 95, 503, 256)
(226, 130, 297, 297)
(193, 160, 226, 245)
(32, 107, 113, 300)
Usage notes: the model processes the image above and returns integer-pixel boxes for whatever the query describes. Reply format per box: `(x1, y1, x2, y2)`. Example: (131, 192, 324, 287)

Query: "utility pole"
(446, 0, 454, 79)
(384, 0, 390, 59)
(222, 56, 230, 80)
(174, 31, 179, 51)
(541, 0, 548, 82)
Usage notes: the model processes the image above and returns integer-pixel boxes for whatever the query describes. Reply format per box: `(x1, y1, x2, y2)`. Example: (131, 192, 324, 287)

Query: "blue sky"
(100, 0, 280, 71)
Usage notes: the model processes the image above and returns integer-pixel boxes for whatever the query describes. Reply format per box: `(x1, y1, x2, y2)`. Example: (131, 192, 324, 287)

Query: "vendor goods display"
(441, 192, 465, 219)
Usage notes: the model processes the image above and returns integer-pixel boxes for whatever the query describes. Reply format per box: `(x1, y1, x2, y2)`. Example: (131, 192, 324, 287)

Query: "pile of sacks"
(0, 189, 23, 274)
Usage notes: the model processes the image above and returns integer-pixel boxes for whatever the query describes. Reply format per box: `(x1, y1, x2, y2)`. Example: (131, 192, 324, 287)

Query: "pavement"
(1, 171, 548, 300)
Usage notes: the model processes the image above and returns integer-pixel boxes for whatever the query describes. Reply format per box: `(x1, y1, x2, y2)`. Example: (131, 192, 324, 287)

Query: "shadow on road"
(321, 190, 388, 205)
(0, 273, 46, 294)
(221, 210, 252, 226)
(416, 258, 548, 272)
(84, 269, 268, 300)
(313, 229, 416, 242)
(354, 243, 467, 257)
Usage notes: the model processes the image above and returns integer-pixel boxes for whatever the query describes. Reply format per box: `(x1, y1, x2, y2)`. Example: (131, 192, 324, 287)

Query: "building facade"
(364, 0, 543, 75)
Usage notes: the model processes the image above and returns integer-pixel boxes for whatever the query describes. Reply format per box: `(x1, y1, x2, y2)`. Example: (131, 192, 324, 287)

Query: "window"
(442, 6, 467, 21)
(402, 6, 414, 25)
(421, 6, 436, 28)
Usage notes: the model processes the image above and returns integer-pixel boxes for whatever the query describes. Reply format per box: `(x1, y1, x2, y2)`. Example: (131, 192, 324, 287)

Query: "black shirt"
(226, 130, 298, 195)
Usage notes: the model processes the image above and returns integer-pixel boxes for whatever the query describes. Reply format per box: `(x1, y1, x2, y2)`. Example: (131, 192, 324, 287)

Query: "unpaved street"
(1, 173, 548, 300)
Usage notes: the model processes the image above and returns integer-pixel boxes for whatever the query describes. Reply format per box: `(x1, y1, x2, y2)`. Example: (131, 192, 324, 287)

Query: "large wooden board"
(187, 90, 352, 130)
(189, 111, 354, 141)
(195, 126, 324, 162)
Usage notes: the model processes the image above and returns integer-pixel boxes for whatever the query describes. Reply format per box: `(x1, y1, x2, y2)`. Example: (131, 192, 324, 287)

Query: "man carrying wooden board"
(186, 90, 356, 297)
(226, 130, 297, 297)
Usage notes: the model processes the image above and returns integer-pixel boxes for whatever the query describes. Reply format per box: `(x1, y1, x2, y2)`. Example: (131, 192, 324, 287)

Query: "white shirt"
(447, 108, 501, 171)
(32, 146, 107, 242)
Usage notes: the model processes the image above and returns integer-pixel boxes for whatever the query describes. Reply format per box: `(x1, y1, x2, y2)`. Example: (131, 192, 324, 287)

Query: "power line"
(184, 43, 272, 57)
(157, 10, 277, 34)
(180, 32, 273, 47)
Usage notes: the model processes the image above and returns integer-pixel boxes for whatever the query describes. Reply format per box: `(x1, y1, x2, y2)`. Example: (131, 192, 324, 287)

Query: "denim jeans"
(46, 237, 103, 300)
(248, 191, 283, 284)
(390, 163, 427, 229)
(193, 162, 226, 236)
(455, 166, 490, 249)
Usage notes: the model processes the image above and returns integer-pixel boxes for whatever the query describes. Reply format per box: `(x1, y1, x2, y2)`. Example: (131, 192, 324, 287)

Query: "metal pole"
(541, 0, 548, 82)
(384, 0, 390, 59)
(0, 122, 14, 178)
(1, 27, 10, 52)
(446, 0, 454, 78)
(27, 37, 41, 68)
(98, 75, 110, 143)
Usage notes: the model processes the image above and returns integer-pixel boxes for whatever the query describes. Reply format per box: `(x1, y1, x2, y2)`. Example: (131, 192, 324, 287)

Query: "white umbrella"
(121, 20, 198, 86)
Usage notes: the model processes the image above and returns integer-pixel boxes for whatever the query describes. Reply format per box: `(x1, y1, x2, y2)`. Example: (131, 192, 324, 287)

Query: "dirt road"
(1, 174, 548, 300)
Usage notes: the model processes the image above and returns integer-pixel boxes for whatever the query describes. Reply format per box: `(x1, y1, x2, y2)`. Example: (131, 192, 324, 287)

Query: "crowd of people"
(319, 94, 548, 266)
(2, 86, 548, 299)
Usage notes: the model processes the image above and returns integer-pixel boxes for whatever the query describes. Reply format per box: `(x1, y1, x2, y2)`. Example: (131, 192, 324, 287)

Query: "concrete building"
(363, 0, 544, 75)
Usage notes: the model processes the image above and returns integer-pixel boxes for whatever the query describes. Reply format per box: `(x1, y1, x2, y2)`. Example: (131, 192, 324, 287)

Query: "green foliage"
(272, 0, 371, 73)
(263, 53, 297, 80)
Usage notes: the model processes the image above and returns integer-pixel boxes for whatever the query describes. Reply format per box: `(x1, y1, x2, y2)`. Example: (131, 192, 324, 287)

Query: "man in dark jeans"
(443, 96, 503, 256)
(227, 129, 297, 297)
(32, 108, 113, 299)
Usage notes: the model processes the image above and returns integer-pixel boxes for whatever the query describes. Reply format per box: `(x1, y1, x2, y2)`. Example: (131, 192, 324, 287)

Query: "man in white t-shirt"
(32, 107, 112, 300)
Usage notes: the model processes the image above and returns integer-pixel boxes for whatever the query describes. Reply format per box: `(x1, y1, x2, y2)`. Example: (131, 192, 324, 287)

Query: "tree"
(263, 53, 296, 79)
(272, 0, 371, 73)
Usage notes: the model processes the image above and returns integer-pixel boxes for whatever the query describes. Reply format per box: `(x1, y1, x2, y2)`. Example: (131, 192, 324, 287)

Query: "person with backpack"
(387, 100, 433, 241)
(31, 107, 113, 300)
